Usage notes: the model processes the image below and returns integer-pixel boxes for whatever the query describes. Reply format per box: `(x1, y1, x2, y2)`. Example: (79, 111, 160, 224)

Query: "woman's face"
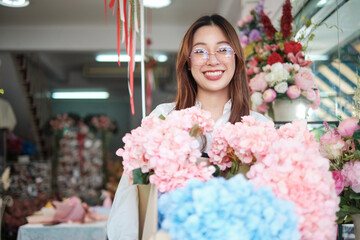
(189, 25, 236, 96)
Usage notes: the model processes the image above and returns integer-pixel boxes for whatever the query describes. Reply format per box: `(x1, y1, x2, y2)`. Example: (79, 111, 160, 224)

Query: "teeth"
(204, 71, 223, 76)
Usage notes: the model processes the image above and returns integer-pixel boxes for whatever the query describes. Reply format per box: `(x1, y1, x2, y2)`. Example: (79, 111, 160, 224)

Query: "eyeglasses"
(189, 46, 235, 65)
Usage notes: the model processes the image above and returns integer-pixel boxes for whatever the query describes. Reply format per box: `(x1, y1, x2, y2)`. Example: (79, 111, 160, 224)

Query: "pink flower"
(305, 88, 316, 101)
(248, 139, 339, 240)
(243, 14, 254, 23)
(262, 89, 277, 103)
(319, 131, 345, 160)
(257, 103, 269, 113)
(262, 64, 272, 72)
(117, 107, 215, 192)
(249, 73, 268, 92)
(286, 85, 301, 99)
(332, 171, 344, 195)
(341, 160, 360, 193)
(282, 63, 293, 73)
(263, 44, 279, 52)
(287, 52, 312, 67)
(294, 68, 315, 90)
(237, 20, 244, 28)
(338, 117, 360, 137)
(248, 58, 258, 67)
(240, 36, 249, 47)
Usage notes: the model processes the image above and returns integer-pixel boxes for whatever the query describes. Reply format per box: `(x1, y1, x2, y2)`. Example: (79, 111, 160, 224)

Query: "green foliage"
(337, 188, 360, 223)
(132, 168, 150, 185)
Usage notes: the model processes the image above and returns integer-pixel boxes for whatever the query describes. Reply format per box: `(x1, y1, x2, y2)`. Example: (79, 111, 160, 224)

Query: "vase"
(352, 214, 360, 240)
(272, 98, 308, 122)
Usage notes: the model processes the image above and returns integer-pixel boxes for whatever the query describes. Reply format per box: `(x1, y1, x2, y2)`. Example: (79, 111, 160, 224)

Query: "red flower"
(267, 52, 284, 65)
(260, 10, 277, 40)
(280, 0, 293, 39)
(283, 41, 302, 54)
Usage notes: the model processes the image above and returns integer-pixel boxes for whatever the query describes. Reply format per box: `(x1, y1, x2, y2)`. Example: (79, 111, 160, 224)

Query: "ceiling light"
(0, 0, 29, 7)
(143, 0, 171, 8)
(155, 54, 168, 62)
(51, 91, 110, 99)
(95, 54, 143, 62)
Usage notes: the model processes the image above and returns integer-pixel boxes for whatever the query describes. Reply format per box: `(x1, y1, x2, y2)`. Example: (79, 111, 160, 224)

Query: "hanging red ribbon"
(123, 0, 128, 53)
(104, 0, 137, 115)
(116, 0, 121, 66)
(129, 3, 135, 115)
(104, 0, 108, 24)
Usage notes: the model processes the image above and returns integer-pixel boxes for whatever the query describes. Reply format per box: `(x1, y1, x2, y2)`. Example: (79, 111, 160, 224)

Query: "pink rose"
(248, 58, 258, 67)
(243, 14, 254, 23)
(341, 160, 360, 193)
(332, 171, 344, 195)
(286, 85, 301, 99)
(305, 88, 316, 101)
(282, 63, 293, 73)
(287, 52, 312, 67)
(294, 68, 315, 90)
(257, 103, 269, 113)
(246, 67, 260, 76)
(249, 73, 268, 92)
(338, 117, 360, 137)
(262, 89, 277, 103)
(308, 90, 320, 110)
(237, 20, 244, 28)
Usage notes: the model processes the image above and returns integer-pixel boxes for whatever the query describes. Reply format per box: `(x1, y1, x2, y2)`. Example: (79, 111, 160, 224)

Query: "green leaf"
(309, 34, 315, 41)
(341, 205, 360, 214)
(354, 149, 360, 158)
(0, 89, 3, 94)
(212, 165, 221, 177)
(158, 114, 165, 120)
(350, 192, 360, 200)
(353, 129, 360, 140)
(305, 19, 312, 28)
(132, 168, 150, 184)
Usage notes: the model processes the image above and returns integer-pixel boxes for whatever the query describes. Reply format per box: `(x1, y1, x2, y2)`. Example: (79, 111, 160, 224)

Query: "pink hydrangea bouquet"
(238, 0, 320, 114)
(318, 117, 360, 223)
(209, 116, 339, 239)
(116, 107, 216, 193)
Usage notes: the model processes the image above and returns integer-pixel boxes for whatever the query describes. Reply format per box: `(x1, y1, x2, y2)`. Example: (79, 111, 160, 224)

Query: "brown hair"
(174, 14, 250, 123)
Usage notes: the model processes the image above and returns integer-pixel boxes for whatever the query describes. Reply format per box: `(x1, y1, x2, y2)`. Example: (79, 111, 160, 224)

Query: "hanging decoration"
(105, 0, 142, 116)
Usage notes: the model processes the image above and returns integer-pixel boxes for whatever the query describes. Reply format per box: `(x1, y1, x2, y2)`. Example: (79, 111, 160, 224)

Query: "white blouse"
(107, 101, 268, 240)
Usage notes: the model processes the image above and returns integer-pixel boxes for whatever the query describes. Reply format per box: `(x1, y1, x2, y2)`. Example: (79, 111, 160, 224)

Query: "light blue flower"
(158, 175, 300, 240)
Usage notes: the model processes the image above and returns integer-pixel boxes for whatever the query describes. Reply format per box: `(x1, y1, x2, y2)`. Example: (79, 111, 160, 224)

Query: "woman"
(107, 14, 267, 240)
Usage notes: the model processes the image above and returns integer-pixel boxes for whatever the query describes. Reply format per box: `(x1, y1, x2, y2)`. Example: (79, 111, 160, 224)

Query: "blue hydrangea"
(158, 175, 300, 240)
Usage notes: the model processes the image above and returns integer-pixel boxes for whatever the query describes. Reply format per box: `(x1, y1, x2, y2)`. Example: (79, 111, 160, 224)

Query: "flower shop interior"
(0, 0, 360, 239)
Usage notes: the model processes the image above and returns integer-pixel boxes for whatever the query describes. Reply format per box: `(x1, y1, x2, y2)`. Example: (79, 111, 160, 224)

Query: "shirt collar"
(195, 99, 232, 115)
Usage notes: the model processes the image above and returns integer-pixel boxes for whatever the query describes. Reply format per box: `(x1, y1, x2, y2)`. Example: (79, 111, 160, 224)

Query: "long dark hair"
(174, 14, 250, 123)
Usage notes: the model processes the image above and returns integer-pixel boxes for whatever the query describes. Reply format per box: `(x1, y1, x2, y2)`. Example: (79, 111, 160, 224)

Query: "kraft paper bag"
(137, 184, 151, 239)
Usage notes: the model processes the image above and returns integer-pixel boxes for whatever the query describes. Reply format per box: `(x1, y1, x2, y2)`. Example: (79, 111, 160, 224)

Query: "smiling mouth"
(204, 71, 224, 76)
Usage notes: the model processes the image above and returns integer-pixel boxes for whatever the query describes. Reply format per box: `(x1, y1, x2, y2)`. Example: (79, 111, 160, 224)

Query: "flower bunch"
(237, 0, 265, 47)
(318, 117, 360, 223)
(209, 116, 339, 239)
(91, 115, 117, 133)
(49, 114, 75, 132)
(239, 0, 319, 113)
(116, 107, 216, 193)
(158, 175, 299, 240)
